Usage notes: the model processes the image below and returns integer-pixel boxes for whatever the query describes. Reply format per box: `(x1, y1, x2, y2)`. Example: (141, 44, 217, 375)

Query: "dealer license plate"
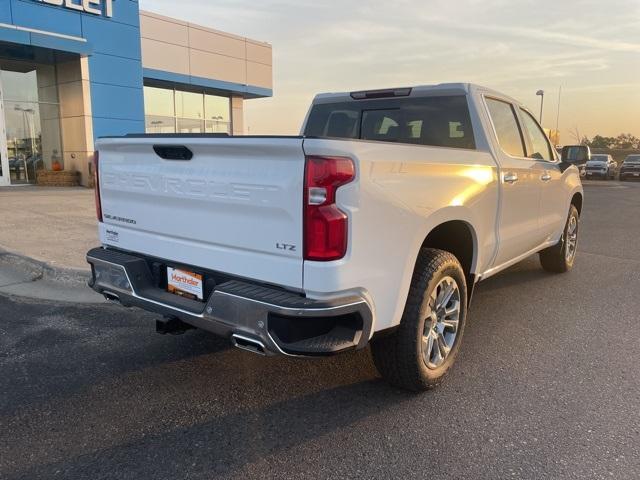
(167, 267, 204, 301)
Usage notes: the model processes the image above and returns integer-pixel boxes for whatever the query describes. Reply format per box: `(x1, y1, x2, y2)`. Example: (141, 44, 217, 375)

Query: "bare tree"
(569, 127, 586, 145)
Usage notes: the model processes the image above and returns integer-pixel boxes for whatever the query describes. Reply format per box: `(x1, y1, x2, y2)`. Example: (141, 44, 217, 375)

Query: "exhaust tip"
(231, 334, 266, 356)
(103, 292, 120, 302)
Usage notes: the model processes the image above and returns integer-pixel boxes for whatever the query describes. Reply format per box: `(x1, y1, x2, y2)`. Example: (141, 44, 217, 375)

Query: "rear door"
(97, 136, 306, 290)
(484, 96, 546, 266)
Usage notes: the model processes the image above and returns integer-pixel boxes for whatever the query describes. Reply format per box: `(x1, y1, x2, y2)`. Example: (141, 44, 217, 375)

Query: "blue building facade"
(1, 0, 146, 138)
(0, 0, 273, 186)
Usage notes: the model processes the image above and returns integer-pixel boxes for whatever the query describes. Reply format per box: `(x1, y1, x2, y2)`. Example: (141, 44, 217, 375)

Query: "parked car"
(87, 83, 584, 391)
(8, 154, 43, 183)
(585, 154, 617, 180)
(620, 154, 640, 181)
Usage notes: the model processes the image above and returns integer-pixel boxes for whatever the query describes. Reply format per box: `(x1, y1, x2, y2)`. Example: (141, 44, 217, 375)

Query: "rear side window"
(304, 95, 476, 150)
(485, 98, 525, 157)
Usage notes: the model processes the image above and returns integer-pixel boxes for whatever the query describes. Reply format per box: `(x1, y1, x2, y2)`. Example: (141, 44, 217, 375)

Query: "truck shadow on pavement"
(8, 377, 416, 480)
(2, 293, 421, 479)
(0, 256, 586, 480)
(0, 296, 232, 418)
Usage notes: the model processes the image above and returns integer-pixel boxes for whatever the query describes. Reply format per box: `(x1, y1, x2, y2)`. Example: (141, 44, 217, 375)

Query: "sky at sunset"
(141, 0, 640, 142)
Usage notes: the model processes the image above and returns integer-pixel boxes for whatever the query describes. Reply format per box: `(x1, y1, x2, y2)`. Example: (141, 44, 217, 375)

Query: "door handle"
(503, 172, 518, 184)
(541, 172, 552, 182)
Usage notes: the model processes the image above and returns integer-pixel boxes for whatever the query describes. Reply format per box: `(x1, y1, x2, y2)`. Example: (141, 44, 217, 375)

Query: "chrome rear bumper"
(86, 247, 373, 356)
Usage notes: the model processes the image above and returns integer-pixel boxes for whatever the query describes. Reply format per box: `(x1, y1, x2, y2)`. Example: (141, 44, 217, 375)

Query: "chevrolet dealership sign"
(39, 0, 113, 18)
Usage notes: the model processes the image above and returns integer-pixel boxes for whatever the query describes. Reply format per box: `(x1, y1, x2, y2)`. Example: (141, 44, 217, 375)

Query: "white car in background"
(584, 154, 617, 180)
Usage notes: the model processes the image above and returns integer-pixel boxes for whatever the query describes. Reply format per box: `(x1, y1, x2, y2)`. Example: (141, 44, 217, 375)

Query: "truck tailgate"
(96, 136, 305, 290)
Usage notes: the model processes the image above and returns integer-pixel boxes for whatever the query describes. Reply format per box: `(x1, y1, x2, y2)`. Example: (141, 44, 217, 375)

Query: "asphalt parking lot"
(1, 180, 639, 480)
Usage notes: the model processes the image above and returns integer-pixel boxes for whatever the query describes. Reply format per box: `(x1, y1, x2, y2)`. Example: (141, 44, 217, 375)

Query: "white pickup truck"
(87, 83, 584, 391)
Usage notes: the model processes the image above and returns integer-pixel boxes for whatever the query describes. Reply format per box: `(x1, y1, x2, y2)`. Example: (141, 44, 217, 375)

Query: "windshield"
(588, 155, 607, 163)
(624, 155, 640, 164)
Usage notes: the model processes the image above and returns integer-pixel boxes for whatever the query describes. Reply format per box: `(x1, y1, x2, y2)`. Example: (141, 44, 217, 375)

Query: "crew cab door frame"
(515, 107, 566, 243)
(481, 94, 547, 269)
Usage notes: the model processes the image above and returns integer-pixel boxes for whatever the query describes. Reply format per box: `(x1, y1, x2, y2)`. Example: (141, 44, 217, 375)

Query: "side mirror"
(559, 145, 591, 173)
(561, 145, 591, 164)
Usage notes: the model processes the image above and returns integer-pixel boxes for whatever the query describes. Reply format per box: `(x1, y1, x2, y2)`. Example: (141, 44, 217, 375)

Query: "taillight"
(93, 151, 102, 222)
(304, 155, 355, 261)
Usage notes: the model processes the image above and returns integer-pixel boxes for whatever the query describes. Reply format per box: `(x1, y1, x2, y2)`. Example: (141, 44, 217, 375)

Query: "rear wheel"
(371, 249, 467, 391)
(539, 205, 579, 273)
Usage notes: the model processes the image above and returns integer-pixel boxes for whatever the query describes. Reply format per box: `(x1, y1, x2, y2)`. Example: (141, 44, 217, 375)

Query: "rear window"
(304, 95, 476, 150)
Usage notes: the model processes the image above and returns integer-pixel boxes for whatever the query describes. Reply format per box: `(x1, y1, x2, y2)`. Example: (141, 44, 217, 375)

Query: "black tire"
(370, 249, 468, 391)
(539, 205, 580, 273)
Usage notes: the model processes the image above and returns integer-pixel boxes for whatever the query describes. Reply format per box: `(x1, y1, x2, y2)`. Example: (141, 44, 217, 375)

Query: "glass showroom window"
(144, 86, 231, 135)
(205, 94, 231, 133)
(175, 90, 205, 133)
(1, 62, 63, 185)
(144, 86, 176, 133)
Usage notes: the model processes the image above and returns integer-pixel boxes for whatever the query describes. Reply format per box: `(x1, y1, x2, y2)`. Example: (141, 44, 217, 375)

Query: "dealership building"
(0, 0, 273, 186)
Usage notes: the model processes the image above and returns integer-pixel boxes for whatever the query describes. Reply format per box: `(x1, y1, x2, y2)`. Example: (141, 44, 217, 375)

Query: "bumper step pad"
(271, 326, 359, 355)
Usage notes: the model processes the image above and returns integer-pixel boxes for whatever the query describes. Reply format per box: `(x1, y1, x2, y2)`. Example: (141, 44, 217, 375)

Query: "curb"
(0, 248, 90, 288)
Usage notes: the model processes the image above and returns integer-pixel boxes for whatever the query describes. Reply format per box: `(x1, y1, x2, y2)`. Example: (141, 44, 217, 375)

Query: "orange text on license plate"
(167, 267, 204, 300)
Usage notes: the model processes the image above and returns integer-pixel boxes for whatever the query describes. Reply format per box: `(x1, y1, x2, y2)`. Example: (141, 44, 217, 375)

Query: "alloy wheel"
(566, 214, 579, 262)
(422, 276, 461, 369)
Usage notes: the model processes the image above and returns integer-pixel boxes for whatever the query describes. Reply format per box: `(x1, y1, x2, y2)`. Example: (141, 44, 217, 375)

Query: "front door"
(0, 80, 9, 187)
(483, 96, 546, 267)
(517, 108, 566, 242)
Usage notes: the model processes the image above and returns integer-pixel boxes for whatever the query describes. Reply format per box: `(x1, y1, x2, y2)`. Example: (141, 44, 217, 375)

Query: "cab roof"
(312, 83, 522, 108)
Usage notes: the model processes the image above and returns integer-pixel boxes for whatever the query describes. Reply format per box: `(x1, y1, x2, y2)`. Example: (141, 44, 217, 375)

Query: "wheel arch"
(571, 191, 583, 215)
(420, 220, 477, 277)
(416, 218, 479, 304)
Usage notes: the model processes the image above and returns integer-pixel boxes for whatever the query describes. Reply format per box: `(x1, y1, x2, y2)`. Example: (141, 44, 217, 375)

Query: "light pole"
(150, 120, 163, 133)
(536, 90, 545, 124)
(555, 86, 562, 146)
(209, 115, 223, 133)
